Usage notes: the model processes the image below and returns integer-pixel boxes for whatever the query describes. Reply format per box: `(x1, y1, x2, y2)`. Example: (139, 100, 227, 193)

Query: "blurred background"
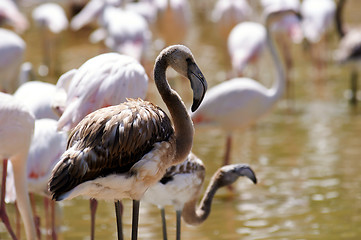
(1, 0, 361, 239)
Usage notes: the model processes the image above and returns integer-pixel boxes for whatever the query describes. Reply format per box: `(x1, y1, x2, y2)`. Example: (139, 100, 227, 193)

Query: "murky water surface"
(1, 0, 361, 239)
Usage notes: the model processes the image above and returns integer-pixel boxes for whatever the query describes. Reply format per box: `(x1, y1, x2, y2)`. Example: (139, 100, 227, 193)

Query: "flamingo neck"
(154, 56, 194, 165)
(181, 177, 220, 225)
(266, 22, 286, 104)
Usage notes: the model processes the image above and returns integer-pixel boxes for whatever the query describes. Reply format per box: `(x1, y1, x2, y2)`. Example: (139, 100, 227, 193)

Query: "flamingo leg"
(160, 208, 167, 240)
(90, 198, 98, 240)
(30, 193, 41, 239)
(131, 200, 140, 240)
(14, 201, 21, 239)
(175, 210, 181, 240)
(44, 197, 50, 240)
(223, 134, 233, 166)
(0, 159, 18, 240)
(50, 200, 57, 240)
(350, 70, 358, 105)
(114, 200, 123, 240)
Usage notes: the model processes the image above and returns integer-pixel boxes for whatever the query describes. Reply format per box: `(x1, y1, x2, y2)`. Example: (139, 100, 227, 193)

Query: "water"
(1, 0, 361, 239)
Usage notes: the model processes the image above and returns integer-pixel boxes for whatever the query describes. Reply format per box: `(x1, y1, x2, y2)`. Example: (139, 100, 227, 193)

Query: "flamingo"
(192, 9, 296, 166)
(14, 80, 59, 120)
(300, 0, 336, 76)
(260, 0, 303, 103)
(0, 28, 26, 93)
(70, 0, 151, 63)
(0, 0, 29, 33)
(227, 21, 267, 77)
(48, 45, 207, 240)
(153, 0, 191, 46)
(32, 3, 69, 77)
(211, 0, 253, 40)
(6, 118, 67, 239)
(54, 52, 149, 132)
(334, 0, 361, 105)
(0, 92, 36, 240)
(51, 52, 149, 240)
(143, 152, 257, 240)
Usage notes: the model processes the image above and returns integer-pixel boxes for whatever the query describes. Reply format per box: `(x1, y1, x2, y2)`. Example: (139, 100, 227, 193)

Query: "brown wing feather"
(49, 98, 174, 200)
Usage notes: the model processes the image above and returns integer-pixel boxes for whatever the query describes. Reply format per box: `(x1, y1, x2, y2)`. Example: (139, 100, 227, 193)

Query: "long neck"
(181, 177, 221, 225)
(154, 57, 194, 165)
(266, 22, 285, 104)
(335, 0, 346, 38)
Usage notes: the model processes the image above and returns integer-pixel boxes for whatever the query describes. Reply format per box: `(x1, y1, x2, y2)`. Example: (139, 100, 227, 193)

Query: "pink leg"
(90, 198, 98, 240)
(223, 134, 232, 166)
(0, 159, 18, 240)
(44, 197, 50, 240)
(50, 200, 57, 240)
(14, 201, 21, 239)
(30, 193, 41, 239)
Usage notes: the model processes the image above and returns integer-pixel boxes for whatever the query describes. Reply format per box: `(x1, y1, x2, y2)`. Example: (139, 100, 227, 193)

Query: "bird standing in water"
(48, 45, 207, 240)
(143, 152, 257, 240)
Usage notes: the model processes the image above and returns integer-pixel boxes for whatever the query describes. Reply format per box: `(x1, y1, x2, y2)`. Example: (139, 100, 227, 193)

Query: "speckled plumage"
(49, 98, 174, 201)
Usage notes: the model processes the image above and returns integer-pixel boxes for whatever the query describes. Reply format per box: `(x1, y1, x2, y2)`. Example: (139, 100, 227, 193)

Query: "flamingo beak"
(235, 165, 257, 184)
(187, 61, 207, 112)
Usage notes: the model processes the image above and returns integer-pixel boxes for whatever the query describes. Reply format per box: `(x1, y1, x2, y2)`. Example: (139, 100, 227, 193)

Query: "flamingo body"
(32, 3, 69, 34)
(0, 92, 36, 240)
(0, 0, 29, 33)
(55, 52, 149, 131)
(191, 78, 276, 132)
(143, 152, 205, 210)
(6, 118, 67, 201)
(14, 81, 59, 120)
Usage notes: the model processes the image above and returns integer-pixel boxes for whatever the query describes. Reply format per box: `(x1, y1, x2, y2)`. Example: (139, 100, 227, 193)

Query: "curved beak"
(187, 61, 207, 112)
(235, 165, 257, 184)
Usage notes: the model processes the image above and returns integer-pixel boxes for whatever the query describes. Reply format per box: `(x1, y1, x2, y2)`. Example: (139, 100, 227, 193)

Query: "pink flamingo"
(14, 80, 59, 120)
(0, 28, 26, 93)
(211, 0, 253, 40)
(0, 0, 29, 33)
(32, 2, 69, 76)
(54, 52, 149, 132)
(300, 0, 336, 77)
(6, 118, 67, 239)
(192, 9, 296, 166)
(227, 21, 266, 77)
(70, 0, 151, 63)
(0, 92, 36, 240)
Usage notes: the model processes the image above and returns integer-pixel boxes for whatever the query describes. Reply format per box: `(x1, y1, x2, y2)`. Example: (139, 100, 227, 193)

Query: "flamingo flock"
(0, 0, 359, 239)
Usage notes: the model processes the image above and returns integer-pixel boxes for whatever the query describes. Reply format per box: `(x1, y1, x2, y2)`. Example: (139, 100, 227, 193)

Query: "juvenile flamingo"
(143, 152, 257, 240)
(192, 9, 296, 166)
(48, 45, 207, 240)
(0, 92, 36, 240)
